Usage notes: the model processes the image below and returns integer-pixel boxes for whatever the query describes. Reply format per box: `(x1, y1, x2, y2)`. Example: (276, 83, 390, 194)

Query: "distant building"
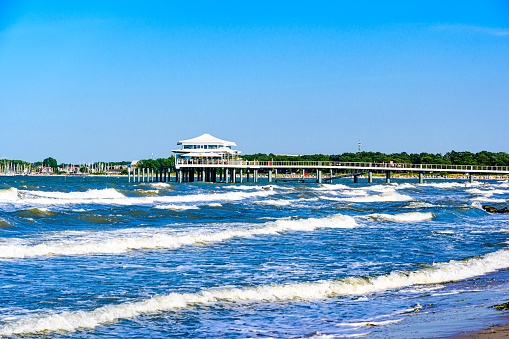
(172, 133, 240, 160)
(38, 166, 53, 174)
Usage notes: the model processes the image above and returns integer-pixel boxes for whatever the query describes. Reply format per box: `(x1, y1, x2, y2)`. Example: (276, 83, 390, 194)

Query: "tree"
(42, 157, 58, 171)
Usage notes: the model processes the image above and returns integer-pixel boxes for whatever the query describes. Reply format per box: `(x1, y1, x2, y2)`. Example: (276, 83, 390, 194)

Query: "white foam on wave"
(470, 196, 506, 203)
(312, 184, 351, 191)
(467, 188, 508, 196)
(436, 230, 455, 235)
(0, 214, 357, 259)
(2, 248, 508, 336)
(340, 190, 369, 197)
(366, 184, 396, 192)
(363, 212, 433, 223)
(336, 318, 404, 327)
(497, 181, 509, 189)
(0, 187, 19, 202)
(206, 203, 222, 207)
(394, 183, 415, 189)
(227, 185, 261, 190)
(254, 199, 292, 206)
(338, 190, 413, 203)
(421, 182, 480, 189)
(23, 188, 125, 200)
(1, 187, 275, 207)
(148, 183, 172, 188)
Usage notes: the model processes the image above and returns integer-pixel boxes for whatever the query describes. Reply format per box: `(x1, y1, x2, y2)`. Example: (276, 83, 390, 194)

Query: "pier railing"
(175, 159, 509, 174)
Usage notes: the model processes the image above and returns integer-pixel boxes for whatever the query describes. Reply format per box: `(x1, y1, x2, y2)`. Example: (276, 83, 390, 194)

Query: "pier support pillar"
(330, 169, 333, 183)
(128, 167, 131, 182)
(225, 169, 230, 183)
(233, 169, 236, 183)
(353, 175, 358, 184)
(368, 172, 373, 183)
(239, 169, 243, 183)
(268, 170, 272, 183)
(317, 170, 322, 184)
(469, 174, 474, 183)
(254, 169, 258, 183)
(247, 170, 250, 183)
(386, 171, 391, 184)
(419, 172, 424, 184)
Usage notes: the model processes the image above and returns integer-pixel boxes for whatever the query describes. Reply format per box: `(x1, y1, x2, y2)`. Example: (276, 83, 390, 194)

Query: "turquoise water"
(0, 176, 508, 338)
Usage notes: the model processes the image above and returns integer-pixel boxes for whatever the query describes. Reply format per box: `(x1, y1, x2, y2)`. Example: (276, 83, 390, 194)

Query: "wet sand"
(456, 322, 509, 338)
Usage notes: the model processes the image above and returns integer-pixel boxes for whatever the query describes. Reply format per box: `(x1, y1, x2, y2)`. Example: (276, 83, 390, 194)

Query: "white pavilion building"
(172, 133, 240, 160)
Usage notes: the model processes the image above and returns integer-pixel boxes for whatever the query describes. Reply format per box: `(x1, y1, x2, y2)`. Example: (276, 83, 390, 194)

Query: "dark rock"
(483, 205, 509, 213)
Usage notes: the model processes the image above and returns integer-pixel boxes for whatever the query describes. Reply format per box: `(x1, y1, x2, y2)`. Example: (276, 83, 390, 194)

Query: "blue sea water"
(0, 176, 508, 338)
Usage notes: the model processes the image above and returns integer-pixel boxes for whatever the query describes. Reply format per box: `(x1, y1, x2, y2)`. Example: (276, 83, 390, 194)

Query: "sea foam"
(0, 214, 357, 259)
(0, 187, 19, 202)
(338, 190, 412, 203)
(1, 248, 508, 336)
(1, 187, 275, 207)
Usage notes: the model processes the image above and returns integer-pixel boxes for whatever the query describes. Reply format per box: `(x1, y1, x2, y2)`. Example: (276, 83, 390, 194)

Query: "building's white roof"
(172, 148, 240, 157)
(177, 133, 236, 147)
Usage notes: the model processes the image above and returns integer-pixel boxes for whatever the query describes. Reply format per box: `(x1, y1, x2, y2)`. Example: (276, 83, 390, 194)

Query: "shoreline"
(455, 322, 509, 338)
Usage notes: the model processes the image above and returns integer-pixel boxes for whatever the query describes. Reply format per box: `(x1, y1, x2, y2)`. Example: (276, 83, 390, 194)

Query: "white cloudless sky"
(1, 1, 508, 163)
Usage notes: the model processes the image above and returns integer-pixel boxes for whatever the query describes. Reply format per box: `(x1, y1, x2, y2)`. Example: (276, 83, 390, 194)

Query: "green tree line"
(243, 151, 509, 166)
(136, 157, 175, 170)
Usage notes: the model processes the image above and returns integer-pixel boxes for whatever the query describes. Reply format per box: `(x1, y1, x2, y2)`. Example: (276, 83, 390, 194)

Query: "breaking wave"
(0, 187, 19, 202)
(254, 199, 292, 206)
(336, 190, 413, 203)
(0, 214, 357, 259)
(420, 182, 479, 189)
(0, 187, 275, 207)
(470, 197, 506, 203)
(2, 248, 508, 336)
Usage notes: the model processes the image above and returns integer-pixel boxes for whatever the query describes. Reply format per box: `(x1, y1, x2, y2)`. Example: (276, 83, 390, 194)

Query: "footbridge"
(128, 160, 509, 184)
(171, 160, 509, 184)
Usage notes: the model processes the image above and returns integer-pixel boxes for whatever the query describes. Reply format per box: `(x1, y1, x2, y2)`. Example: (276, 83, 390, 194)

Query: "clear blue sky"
(1, 1, 508, 163)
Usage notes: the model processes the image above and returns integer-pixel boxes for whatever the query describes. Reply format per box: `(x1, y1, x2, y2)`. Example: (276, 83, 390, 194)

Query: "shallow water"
(0, 176, 508, 338)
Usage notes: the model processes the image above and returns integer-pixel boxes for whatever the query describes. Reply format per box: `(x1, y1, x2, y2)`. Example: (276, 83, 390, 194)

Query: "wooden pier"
(144, 159, 509, 184)
(128, 167, 172, 183)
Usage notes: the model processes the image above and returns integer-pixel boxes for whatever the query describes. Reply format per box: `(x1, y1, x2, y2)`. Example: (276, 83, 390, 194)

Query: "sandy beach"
(456, 322, 509, 338)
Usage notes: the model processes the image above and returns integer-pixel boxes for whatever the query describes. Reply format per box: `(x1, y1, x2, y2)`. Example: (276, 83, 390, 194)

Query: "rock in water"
(483, 205, 509, 213)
